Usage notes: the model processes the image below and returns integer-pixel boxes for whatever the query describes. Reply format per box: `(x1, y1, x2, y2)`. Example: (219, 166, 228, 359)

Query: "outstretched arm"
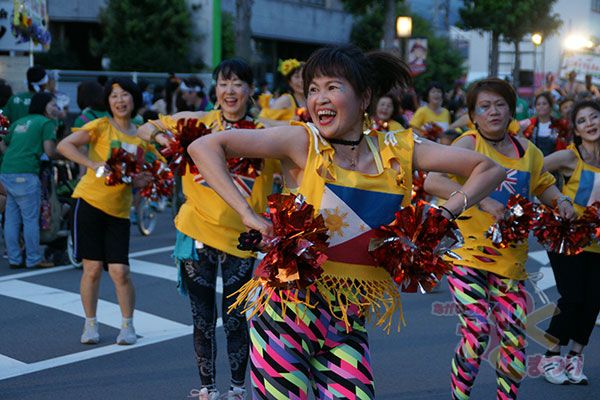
(418, 136, 506, 218)
(188, 125, 308, 234)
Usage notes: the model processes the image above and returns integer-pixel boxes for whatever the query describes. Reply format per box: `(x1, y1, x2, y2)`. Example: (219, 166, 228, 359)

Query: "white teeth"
(317, 110, 336, 116)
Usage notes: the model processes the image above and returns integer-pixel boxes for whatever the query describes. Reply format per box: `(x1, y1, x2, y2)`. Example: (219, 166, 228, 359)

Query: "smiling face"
(108, 84, 134, 119)
(428, 87, 443, 107)
(307, 75, 367, 140)
(216, 72, 252, 120)
(574, 106, 600, 144)
(44, 99, 60, 119)
(472, 90, 511, 137)
(535, 95, 552, 118)
(375, 96, 394, 121)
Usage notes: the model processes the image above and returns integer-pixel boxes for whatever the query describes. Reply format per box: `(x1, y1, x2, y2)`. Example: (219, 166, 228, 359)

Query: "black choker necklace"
(328, 135, 364, 150)
(478, 130, 506, 143)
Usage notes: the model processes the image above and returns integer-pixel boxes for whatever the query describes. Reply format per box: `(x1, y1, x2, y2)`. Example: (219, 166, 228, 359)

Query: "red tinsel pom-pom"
(160, 119, 212, 176)
(139, 160, 175, 201)
(369, 201, 463, 293)
(411, 170, 430, 204)
(421, 123, 444, 141)
(295, 107, 311, 123)
(242, 193, 330, 290)
(485, 194, 535, 248)
(104, 147, 141, 186)
(550, 118, 571, 151)
(532, 202, 600, 255)
(0, 112, 10, 134)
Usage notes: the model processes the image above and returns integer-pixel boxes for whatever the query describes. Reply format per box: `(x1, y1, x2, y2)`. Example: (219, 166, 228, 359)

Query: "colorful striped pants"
(249, 292, 375, 400)
(448, 266, 527, 400)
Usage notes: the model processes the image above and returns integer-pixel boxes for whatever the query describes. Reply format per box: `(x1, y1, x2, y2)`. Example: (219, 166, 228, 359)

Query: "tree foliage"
(222, 12, 235, 60)
(97, 0, 196, 71)
(346, 1, 465, 94)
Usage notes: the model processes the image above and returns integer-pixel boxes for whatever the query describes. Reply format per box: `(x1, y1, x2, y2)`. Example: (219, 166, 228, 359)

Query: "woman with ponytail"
(188, 45, 505, 399)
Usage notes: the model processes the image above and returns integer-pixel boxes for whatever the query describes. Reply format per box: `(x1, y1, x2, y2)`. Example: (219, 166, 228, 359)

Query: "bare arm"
(43, 140, 59, 159)
(137, 111, 205, 146)
(544, 149, 577, 176)
(57, 130, 102, 170)
(269, 95, 292, 110)
(420, 135, 506, 218)
(538, 184, 575, 219)
(188, 125, 308, 234)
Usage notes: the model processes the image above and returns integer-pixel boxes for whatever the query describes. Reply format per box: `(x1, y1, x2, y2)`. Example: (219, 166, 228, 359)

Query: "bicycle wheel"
(67, 234, 82, 269)
(137, 197, 157, 236)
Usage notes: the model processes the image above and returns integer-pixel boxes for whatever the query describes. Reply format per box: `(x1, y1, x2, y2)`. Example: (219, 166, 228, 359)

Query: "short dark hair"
(424, 81, 444, 101)
(302, 45, 411, 114)
(77, 81, 106, 111)
(534, 91, 554, 109)
(29, 92, 55, 115)
(213, 58, 254, 86)
(466, 78, 516, 120)
(570, 100, 600, 137)
(103, 77, 142, 118)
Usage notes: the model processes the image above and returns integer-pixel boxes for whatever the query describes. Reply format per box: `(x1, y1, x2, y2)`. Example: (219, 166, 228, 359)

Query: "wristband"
(449, 190, 468, 214)
(439, 205, 457, 220)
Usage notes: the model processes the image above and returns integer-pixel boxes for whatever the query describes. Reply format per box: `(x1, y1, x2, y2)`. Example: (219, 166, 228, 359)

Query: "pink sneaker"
(539, 355, 569, 385)
(566, 354, 589, 385)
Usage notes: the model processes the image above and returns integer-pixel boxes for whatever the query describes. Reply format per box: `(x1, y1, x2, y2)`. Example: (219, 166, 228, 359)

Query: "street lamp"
(396, 16, 412, 61)
(531, 33, 543, 89)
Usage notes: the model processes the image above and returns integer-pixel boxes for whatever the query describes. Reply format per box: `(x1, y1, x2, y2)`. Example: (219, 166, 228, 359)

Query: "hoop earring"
(213, 102, 220, 110)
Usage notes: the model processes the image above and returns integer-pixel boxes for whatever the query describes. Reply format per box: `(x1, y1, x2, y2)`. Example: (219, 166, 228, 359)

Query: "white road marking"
(528, 250, 550, 265)
(129, 246, 175, 258)
(0, 354, 26, 370)
(0, 265, 72, 282)
(0, 280, 188, 335)
(536, 266, 556, 291)
(130, 259, 223, 293)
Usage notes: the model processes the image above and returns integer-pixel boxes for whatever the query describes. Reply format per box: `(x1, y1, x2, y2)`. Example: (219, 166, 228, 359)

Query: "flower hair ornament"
(278, 58, 302, 77)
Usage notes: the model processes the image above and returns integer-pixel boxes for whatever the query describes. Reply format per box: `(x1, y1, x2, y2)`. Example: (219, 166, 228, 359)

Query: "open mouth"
(223, 98, 238, 107)
(317, 109, 336, 126)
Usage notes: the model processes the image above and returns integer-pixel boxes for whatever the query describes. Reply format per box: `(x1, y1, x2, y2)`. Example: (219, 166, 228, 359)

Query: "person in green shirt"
(2, 65, 48, 123)
(0, 92, 59, 269)
(515, 96, 530, 121)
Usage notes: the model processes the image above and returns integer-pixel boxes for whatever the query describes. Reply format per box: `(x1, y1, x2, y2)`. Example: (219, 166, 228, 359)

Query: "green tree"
(459, 0, 511, 77)
(342, 0, 396, 50)
(346, 2, 464, 94)
(96, 0, 195, 71)
(221, 12, 235, 60)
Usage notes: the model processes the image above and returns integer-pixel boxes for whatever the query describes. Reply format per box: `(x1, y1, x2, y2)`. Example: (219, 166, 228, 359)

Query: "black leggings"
(181, 245, 254, 388)
(546, 251, 600, 346)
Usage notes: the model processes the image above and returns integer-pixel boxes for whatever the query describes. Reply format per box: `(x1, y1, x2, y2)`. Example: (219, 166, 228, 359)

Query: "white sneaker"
(80, 320, 100, 344)
(198, 388, 220, 400)
(221, 387, 246, 400)
(116, 320, 137, 345)
(539, 355, 569, 385)
(566, 354, 589, 385)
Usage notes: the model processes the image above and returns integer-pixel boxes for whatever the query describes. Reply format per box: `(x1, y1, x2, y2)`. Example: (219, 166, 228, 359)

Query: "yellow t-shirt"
(410, 106, 450, 130)
(72, 117, 156, 219)
(562, 144, 600, 253)
(449, 131, 556, 280)
(172, 110, 276, 258)
(258, 93, 297, 121)
(295, 122, 414, 328)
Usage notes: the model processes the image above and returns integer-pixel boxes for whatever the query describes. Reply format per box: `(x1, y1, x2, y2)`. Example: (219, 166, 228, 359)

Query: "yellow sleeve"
(410, 107, 425, 129)
(73, 117, 109, 144)
(258, 107, 294, 121)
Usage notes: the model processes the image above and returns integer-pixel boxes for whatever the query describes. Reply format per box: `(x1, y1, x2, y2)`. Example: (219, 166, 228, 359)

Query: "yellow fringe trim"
(227, 273, 405, 334)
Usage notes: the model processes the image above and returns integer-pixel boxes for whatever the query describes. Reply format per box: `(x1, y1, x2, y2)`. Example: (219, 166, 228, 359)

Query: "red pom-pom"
(160, 119, 212, 176)
(532, 202, 600, 255)
(369, 201, 463, 293)
(421, 123, 444, 141)
(411, 170, 430, 204)
(295, 107, 311, 123)
(550, 118, 571, 151)
(249, 194, 329, 290)
(485, 195, 535, 248)
(104, 147, 141, 186)
(139, 160, 175, 201)
(0, 112, 9, 135)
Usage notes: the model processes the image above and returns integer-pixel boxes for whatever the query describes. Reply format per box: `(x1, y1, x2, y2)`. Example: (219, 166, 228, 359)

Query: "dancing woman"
(425, 78, 575, 400)
(188, 45, 505, 399)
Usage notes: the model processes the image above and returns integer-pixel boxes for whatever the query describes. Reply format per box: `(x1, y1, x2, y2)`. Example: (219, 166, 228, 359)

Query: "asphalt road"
(0, 211, 598, 399)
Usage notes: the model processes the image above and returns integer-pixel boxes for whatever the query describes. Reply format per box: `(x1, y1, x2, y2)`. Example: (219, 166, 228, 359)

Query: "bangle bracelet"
(150, 129, 163, 142)
(556, 195, 573, 207)
(439, 205, 457, 220)
(449, 190, 468, 214)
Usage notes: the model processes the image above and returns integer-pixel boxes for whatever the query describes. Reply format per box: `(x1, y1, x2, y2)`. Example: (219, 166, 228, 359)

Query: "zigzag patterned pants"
(249, 292, 375, 400)
(447, 266, 527, 400)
